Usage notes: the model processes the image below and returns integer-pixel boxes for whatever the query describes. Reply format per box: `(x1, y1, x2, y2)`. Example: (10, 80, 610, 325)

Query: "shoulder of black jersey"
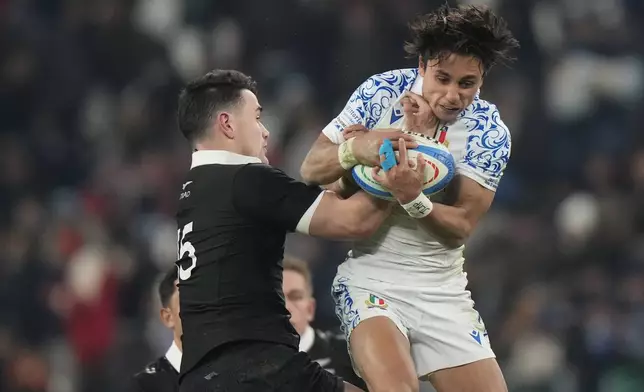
(132, 356, 176, 378)
(131, 356, 178, 392)
(236, 162, 284, 177)
(233, 163, 295, 191)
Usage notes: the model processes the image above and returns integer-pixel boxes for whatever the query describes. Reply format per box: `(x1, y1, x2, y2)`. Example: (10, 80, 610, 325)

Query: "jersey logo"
(204, 371, 219, 380)
(469, 330, 482, 345)
(365, 294, 388, 309)
(143, 366, 157, 374)
(390, 107, 403, 125)
(180, 181, 192, 200)
(469, 314, 489, 346)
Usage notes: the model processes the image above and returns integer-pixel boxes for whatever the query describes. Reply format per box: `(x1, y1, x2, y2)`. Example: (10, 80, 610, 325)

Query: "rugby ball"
(351, 131, 455, 201)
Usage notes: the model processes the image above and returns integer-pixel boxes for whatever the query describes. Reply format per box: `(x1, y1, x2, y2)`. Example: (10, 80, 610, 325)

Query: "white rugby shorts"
(331, 267, 495, 377)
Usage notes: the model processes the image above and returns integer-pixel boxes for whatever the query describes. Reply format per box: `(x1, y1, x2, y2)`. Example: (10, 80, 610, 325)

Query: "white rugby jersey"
(322, 68, 511, 281)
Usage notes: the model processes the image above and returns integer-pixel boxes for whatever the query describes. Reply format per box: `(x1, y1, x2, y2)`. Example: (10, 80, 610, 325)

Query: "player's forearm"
(417, 203, 472, 248)
(322, 174, 359, 200)
(344, 192, 392, 238)
(300, 138, 346, 185)
(308, 191, 390, 239)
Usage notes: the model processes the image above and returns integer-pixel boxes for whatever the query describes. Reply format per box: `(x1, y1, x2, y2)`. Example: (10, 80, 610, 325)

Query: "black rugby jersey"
(129, 343, 181, 392)
(176, 150, 323, 378)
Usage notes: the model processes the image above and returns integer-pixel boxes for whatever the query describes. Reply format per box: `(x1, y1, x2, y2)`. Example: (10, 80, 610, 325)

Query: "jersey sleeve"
(322, 70, 415, 144)
(232, 164, 324, 233)
(457, 105, 511, 191)
(321, 78, 373, 144)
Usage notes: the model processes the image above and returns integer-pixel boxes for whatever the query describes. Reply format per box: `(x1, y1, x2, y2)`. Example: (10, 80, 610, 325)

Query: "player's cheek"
(464, 89, 477, 104)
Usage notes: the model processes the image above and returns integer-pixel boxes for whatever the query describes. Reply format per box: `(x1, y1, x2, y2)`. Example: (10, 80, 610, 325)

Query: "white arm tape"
(295, 191, 326, 234)
(399, 193, 433, 218)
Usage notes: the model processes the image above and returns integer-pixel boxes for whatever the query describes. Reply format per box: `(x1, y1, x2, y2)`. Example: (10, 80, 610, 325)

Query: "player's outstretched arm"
(233, 163, 391, 240)
(303, 190, 392, 239)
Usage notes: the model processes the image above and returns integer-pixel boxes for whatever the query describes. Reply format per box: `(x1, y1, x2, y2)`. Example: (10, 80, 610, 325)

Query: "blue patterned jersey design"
(456, 99, 511, 190)
(322, 68, 511, 190)
(325, 69, 417, 138)
(331, 276, 361, 336)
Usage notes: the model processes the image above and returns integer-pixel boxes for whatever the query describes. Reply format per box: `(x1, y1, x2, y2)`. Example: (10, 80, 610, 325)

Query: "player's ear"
(160, 307, 175, 329)
(478, 66, 485, 89)
(418, 56, 426, 77)
(216, 111, 235, 140)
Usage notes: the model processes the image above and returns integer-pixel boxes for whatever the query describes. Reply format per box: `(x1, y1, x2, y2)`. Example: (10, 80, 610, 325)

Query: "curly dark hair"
(177, 69, 258, 143)
(404, 4, 519, 74)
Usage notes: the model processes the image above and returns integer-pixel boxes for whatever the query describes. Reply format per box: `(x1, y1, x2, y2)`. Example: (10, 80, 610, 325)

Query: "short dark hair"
(404, 4, 519, 74)
(283, 256, 313, 295)
(158, 266, 178, 308)
(177, 69, 258, 143)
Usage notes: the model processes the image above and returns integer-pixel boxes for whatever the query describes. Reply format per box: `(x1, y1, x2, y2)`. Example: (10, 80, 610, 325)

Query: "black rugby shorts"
(179, 341, 344, 392)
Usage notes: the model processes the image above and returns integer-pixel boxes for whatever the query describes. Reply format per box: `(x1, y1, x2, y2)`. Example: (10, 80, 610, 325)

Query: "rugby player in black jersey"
(282, 256, 365, 390)
(129, 267, 181, 392)
(174, 69, 420, 392)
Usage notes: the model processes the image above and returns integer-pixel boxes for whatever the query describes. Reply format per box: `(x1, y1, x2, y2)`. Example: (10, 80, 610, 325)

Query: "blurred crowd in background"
(2, 0, 644, 391)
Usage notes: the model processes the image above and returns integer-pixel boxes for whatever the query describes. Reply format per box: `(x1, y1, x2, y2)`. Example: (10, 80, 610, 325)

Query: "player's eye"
(460, 81, 475, 88)
(287, 293, 304, 301)
(436, 76, 449, 84)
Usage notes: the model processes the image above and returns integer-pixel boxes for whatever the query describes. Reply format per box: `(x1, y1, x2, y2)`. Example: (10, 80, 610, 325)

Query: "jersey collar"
(299, 326, 315, 353)
(191, 150, 261, 169)
(165, 341, 182, 373)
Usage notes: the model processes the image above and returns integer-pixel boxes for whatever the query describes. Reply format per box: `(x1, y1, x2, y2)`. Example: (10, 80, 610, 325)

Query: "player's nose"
(445, 87, 460, 103)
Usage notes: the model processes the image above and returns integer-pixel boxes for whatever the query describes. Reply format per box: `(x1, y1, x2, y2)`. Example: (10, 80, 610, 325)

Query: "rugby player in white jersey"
(300, 5, 519, 392)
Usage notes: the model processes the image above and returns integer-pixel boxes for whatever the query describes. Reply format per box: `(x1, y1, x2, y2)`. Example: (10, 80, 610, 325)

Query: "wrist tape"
(338, 138, 358, 170)
(399, 193, 433, 218)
